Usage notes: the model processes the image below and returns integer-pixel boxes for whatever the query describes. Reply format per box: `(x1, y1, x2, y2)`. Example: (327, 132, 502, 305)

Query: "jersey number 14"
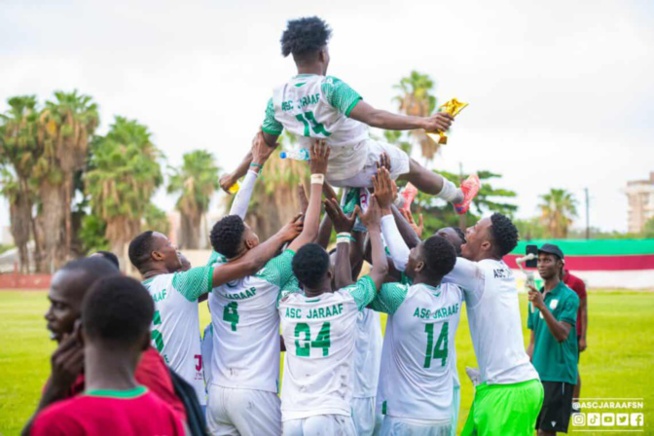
(424, 322, 449, 368)
(295, 111, 331, 137)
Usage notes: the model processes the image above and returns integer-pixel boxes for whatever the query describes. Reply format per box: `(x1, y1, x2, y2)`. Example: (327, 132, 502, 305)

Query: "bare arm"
(349, 100, 453, 132)
(288, 140, 330, 251)
(391, 204, 421, 248)
(334, 237, 353, 289)
(220, 131, 280, 193)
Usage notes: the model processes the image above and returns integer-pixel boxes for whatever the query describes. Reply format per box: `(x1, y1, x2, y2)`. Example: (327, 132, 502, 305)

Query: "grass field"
(1, 290, 653, 435)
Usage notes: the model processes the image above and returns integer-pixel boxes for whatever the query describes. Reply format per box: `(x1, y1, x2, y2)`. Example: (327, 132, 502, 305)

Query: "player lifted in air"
(221, 16, 480, 214)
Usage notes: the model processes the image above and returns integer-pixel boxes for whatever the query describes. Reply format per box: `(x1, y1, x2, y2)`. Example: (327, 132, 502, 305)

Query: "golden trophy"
(426, 98, 468, 145)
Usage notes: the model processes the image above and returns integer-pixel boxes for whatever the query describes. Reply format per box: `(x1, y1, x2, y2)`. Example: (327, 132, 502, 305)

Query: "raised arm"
(357, 196, 389, 289)
(349, 100, 453, 132)
(528, 286, 577, 343)
(211, 215, 303, 287)
(324, 197, 359, 289)
(229, 131, 275, 218)
(288, 140, 330, 251)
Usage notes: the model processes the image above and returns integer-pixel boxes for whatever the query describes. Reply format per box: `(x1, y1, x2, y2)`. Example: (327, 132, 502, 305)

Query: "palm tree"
(393, 71, 439, 163)
(0, 96, 42, 272)
(168, 150, 220, 249)
(36, 90, 99, 270)
(539, 188, 578, 238)
(85, 116, 163, 268)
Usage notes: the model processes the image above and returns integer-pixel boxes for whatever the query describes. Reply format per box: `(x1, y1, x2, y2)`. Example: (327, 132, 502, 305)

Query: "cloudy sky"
(1, 0, 652, 232)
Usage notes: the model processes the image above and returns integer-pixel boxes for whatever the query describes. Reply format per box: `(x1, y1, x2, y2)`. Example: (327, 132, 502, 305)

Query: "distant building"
(626, 172, 654, 233)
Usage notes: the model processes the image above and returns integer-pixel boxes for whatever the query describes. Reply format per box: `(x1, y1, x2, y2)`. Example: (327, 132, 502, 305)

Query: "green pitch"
(1, 290, 652, 435)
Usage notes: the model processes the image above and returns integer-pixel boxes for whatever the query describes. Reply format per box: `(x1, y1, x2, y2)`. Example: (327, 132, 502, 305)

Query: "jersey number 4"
(424, 322, 449, 368)
(294, 322, 331, 357)
(295, 111, 331, 137)
(223, 302, 239, 331)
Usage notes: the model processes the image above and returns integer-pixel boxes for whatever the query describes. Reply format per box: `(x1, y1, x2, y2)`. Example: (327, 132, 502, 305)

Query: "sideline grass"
(1, 290, 652, 435)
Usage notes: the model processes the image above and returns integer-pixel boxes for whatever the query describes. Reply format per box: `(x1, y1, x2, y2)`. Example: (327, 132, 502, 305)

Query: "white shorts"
(329, 140, 410, 188)
(283, 414, 356, 436)
(352, 397, 382, 436)
(207, 385, 281, 436)
(380, 416, 452, 436)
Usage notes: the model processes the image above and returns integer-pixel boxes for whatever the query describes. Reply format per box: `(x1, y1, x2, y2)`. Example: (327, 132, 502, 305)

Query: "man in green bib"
(527, 244, 580, 435)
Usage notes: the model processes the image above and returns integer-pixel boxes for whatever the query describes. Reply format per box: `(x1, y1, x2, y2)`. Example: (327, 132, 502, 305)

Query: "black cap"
(538, 243, 564, 260)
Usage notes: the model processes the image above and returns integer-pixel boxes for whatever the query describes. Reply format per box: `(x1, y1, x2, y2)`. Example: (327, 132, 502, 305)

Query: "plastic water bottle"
(280, 149, 310, 161)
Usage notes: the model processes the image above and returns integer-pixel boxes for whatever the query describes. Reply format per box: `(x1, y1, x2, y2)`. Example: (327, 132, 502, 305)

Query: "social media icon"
(631, 413, 644, 427)
(617, 414, 629, 426)
(602, 413, 615, 426)
(572, 413, 586, 426)
(588, 413, 601, 426)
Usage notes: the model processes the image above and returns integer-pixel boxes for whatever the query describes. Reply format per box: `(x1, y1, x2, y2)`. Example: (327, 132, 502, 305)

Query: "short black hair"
(449, 226, 466, 244)
(210, 215, 245, 259)
(93, 251, 120, 269)
(128, 231, 156, 271)
(281, 17, 332, 58)
(292, 243, 330, 288)
(82, 275, 154, 347)
(59, 257, 121, 299)
(489, 213, 519, 257)
(421, 236, 457, 279)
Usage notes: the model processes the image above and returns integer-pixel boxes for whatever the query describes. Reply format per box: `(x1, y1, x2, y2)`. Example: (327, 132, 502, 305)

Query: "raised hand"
(372, 167, 394, 210)
(324, 198, 358, 233)
(278, 213, 304, 242)
(251, 130, 276, 166)
(423, 112, 454, 133)
(376, 152, 392, 172)
(400, 209, 424, 238)
(309, 139, 330, 175)
(356, 196, 382, 231)
(219, 173, 237, 193)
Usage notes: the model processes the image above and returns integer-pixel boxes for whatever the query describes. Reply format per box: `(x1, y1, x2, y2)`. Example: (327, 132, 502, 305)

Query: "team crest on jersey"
(550, 299, 559, 310)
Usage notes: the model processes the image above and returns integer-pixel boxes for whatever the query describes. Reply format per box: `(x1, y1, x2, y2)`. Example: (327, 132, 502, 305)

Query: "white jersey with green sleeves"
(208, 249, 295, 393)
(278, 275, 377, 421)
(263, 74, 370, 181)
(142, 266, 213, 406)
(370, 281, 463, 421)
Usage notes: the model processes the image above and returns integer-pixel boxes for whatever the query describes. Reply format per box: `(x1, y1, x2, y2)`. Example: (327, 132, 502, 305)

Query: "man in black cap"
(526, 244, 580, 435)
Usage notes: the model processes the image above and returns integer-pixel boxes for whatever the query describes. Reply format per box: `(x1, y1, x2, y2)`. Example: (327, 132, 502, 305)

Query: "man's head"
(292, 243, 332, 290)
(435, 227, 466, 256)
(537, 244, 565, 281)
(128, 231, 181, 274)
(461, 213, 519, 261)
(281, 17, 332, 75)
(210, 215, 260, 260)
(406, 236, 457, 282)
(45, 257, 119, 343)
(90, 250, 120, 269)
(82, 275, 153, 356)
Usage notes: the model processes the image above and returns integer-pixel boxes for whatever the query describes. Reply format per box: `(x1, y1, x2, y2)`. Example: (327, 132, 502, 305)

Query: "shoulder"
(561, 284, 580, 304)
(36, 396, 84, 424)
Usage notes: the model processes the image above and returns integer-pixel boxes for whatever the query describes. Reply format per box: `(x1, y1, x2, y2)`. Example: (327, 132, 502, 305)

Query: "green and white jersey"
(371, 282, 464, 421)
(279, 275, 377, 420)
(444, 258, 539, 385)
(208, 250, 296, 393)
(262, 74, 370, 181)
(142, 267, 213, 406)
(352, 309, 383, 399)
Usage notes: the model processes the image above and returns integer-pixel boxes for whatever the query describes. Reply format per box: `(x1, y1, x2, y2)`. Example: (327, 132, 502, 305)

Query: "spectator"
(527, 244, 580, 436)
(562, 268, 587, 405)
(21, 257, 186, 435)
(31, 276, 185, 435)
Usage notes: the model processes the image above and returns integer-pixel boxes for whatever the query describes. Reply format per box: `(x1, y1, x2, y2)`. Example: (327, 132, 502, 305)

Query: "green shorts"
(461, 379, 544, 436)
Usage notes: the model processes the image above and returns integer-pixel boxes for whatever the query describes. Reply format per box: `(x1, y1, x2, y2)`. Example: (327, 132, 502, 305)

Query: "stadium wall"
(505, 239, 654, 290)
